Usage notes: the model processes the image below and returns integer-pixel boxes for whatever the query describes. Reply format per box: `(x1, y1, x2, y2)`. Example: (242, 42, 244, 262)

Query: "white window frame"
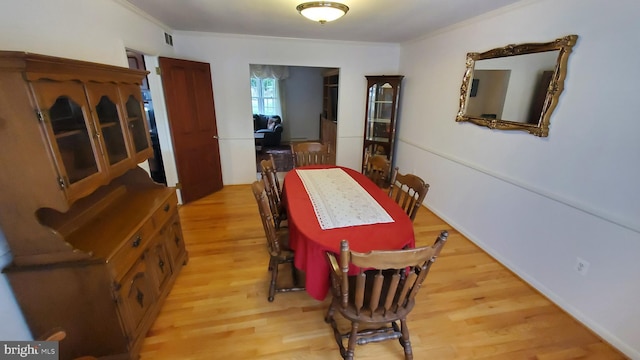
(251, 77, 280, 115)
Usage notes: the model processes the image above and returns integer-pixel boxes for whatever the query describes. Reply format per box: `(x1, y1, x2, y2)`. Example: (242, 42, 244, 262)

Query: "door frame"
(135, 55, 184, 201)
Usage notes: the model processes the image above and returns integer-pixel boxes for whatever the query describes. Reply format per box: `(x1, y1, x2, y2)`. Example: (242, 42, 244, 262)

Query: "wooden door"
(158, 57, 223, 203)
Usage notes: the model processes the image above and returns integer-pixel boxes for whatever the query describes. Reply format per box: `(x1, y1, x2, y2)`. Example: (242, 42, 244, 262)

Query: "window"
(251, 77, 280, 115)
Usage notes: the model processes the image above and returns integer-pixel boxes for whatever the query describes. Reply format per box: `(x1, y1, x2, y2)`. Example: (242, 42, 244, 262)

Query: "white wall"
(397, 0, 640, 358)
(0, 0, 176, 340)
(0, 0, 175, 67)
(283, 66, 325, 142)
(170, 32, 400, 185)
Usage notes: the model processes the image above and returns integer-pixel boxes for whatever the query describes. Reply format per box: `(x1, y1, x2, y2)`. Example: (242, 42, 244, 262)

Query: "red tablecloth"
(283, 165, 416, 300)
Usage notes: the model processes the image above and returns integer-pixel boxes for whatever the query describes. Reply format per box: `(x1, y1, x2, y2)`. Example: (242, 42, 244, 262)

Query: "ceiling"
(124, 0, 523, 43)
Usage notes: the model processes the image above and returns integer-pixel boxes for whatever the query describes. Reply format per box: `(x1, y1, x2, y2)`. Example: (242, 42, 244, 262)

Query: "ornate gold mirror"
(456, 35, 578, 137)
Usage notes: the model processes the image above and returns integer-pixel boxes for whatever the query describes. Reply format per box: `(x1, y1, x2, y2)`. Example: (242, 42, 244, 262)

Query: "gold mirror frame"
(456, 35, 578, 137)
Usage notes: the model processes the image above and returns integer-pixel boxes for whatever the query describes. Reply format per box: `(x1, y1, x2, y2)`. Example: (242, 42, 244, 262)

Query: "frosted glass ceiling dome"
(296, 2, 349, 24)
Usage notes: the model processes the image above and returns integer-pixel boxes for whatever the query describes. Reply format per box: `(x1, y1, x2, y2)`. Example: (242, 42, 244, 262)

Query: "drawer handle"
(164, 204, 170, 212)
(159, 259, 165, 271)
(132, 236, 142, 248)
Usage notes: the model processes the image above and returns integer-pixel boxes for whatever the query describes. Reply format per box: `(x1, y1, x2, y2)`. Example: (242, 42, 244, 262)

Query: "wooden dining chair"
(324, 230, 448, 360)
(387, 167, 429, 222)
(291, 141, 334, 167)
(251, 181, 304, 301)
(40, 329, 97, 360)
(260, 154, 287, 229)
(362, 154, 391, 188)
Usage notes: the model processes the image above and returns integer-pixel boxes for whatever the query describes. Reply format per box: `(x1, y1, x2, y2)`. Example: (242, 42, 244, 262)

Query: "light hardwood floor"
(139, 184, 626, 359)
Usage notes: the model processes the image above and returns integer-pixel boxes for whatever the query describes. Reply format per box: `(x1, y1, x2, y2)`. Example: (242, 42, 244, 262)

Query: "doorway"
(126, 49, 167, 185)
(250, 65, 338, 176)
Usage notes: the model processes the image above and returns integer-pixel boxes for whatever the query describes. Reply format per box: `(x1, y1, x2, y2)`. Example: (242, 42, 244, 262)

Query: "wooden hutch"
(0, 51, 188, 359)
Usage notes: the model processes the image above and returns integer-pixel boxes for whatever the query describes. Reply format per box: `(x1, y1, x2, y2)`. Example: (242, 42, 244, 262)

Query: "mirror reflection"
(456, 35, 578, 137)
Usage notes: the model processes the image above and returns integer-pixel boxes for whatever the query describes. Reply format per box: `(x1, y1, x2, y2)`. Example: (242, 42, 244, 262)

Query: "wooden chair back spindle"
(388, 167, 429, 222)
(291, 142, 334, 167)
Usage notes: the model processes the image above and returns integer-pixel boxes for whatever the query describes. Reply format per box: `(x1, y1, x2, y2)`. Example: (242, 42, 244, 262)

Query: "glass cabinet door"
(31, 81, 107, 198)
(363, 75, 403, 169)
(366, 82, 394, 143)
(85, 83, 133, 177)
(119, 85, 152, 161)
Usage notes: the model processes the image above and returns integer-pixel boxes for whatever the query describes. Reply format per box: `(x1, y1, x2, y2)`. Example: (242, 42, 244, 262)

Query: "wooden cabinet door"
(165, 214, 186, 269)
(118, 84, 153, 163)
(146, 236, 172, 293)
(30, 80, 109, 203)
(85, 82, 135, 178)
(117, 257, 155, 336)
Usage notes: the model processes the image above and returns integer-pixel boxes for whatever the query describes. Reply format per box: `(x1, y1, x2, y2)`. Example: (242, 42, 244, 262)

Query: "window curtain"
(277, 79, 286, 122)
(250, 64, 289, 121)
(249, 65, 289, 80)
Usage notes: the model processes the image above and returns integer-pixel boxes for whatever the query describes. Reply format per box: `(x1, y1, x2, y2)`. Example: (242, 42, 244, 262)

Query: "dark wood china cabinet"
(362, 75, 403, 173)
(0, 51, 187, 360)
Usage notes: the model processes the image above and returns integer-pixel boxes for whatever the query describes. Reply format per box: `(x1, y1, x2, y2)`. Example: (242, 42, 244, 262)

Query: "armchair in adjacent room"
(254, 114, 284, 147)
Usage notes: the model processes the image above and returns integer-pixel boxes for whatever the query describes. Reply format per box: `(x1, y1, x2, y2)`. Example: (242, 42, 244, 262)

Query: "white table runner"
(296, 168, 394, 229)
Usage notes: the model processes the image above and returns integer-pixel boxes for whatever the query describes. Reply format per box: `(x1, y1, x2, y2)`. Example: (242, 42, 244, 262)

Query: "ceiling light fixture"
(296, 2, 349, 24)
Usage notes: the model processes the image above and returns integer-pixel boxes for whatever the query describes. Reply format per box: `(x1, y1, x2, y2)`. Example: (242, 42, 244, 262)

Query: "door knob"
(213, 135, 219, 139)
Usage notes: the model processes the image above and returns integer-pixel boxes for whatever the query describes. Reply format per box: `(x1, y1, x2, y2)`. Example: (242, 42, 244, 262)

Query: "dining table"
(282, 165, 416, 300)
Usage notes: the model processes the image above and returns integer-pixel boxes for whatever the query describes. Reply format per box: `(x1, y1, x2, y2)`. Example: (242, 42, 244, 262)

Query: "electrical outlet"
(575, 257, 590, 276)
